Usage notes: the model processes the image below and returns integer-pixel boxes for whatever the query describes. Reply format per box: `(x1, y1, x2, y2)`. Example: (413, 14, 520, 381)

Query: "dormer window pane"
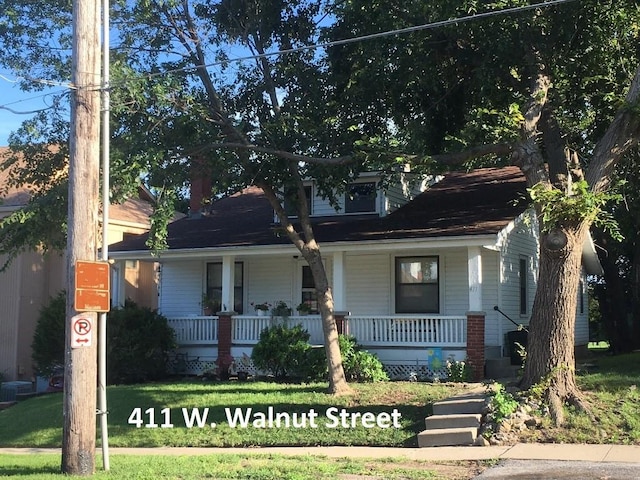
(345, 182, 376, 213)
(284, 185, 313, 217)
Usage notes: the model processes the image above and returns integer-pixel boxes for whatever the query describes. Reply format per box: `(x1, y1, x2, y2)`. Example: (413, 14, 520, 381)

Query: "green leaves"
(528, 180, 623, 241)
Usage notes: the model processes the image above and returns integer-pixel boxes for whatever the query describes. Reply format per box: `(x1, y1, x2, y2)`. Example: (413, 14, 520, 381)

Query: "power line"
(0, 0, 578, 107)
(144, 0, 578, 82)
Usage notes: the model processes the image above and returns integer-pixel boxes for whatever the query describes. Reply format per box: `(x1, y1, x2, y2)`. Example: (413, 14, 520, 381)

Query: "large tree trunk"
(521, 223, 590, 425)
(304, 249, 353, 396)
(259, 182, 352, 396)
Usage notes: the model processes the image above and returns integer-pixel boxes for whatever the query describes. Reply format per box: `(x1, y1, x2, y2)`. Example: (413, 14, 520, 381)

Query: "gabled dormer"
(277, 170, 437, 221)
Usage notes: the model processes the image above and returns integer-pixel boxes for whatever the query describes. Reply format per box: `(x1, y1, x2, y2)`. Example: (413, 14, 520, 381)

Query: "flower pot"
(256, 309, 267, 316)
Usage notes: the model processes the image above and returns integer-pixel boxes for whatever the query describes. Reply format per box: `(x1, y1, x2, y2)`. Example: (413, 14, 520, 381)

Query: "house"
(109, 166, 597, 380)
(0, 147, 158, 383)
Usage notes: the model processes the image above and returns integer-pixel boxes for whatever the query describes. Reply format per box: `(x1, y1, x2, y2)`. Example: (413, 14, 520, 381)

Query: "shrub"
(106, 300, 176, 384)
(339, 335, 389, 382)
(251, 323, 311, 379)
(31, 291, 66, 377)
(31, 294, 176, 384)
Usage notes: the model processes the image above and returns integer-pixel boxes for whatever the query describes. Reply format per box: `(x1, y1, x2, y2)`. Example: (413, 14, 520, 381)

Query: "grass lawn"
(518, 352, 640, 445)
(0, 453, 487, 479)
(0, 380, 472, 448)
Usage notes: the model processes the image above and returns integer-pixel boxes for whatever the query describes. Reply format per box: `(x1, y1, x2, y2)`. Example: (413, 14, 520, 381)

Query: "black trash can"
(506, 330, 528, 365)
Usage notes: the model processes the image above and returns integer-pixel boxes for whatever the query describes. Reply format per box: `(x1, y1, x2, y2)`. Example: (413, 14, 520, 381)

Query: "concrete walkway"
(1, 443, 640, 463)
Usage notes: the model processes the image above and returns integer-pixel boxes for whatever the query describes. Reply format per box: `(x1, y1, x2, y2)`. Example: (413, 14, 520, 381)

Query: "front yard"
(0, 381, 471, 448)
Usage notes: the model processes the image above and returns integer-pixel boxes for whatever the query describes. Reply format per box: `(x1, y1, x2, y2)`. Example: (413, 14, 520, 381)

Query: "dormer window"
(345, 182, 376, 213)
(284, 185, 313, 217)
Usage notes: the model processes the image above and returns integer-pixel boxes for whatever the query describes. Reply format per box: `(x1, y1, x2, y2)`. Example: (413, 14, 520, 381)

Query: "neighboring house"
(109, 166, 599, 380)
(0, 147, 157, 382)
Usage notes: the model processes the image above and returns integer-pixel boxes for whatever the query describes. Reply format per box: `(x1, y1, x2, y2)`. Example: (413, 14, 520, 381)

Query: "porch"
(166, 312, 485, 380)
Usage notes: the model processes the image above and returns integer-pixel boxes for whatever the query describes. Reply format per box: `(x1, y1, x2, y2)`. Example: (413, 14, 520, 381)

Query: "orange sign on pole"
(75, 260, 111, 312)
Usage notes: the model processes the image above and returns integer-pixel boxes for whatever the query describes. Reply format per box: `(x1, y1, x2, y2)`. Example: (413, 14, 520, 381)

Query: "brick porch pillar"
(216, 311, 234, 377)
(466, 311, 485, 381)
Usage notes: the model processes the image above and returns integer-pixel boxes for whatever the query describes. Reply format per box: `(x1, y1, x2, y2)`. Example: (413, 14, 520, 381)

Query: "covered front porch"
(166, 311, 484, 380)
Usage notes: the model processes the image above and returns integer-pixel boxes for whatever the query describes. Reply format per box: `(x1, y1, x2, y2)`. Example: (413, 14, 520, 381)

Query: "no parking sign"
(71, 314, 93, 349)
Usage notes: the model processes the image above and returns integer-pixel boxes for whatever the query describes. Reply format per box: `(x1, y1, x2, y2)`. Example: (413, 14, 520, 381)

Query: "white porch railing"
(167, 316, 218, 344)
(233, 315, 324, 345)
(167, 314, 466, 348)
(344, 315, 467, 347)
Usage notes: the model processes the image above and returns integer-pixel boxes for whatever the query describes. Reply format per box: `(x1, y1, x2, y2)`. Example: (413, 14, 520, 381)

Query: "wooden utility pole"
(62, 0, 101, 474)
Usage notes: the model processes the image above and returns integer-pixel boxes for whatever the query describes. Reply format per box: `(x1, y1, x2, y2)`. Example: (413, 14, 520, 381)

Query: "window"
(579, 280, 585, 314)
(345, 182, 376, 213)
(301, 265, 319, 314)
(519, 257, 528, 315)
(395, 257, 439, 313)
(206, 262, 244, 313)
(284, 185, 312, 217)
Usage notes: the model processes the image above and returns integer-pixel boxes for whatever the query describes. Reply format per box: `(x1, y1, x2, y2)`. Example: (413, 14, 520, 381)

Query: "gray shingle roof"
(110, 166, 528, 252)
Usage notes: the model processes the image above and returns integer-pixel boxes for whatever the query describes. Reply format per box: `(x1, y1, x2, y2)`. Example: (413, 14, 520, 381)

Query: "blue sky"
(0, 77, 62, 146)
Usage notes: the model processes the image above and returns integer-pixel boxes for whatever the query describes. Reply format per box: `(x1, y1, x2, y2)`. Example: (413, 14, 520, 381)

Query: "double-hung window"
(301, 265, 319, 314)
(395, 256, 439, 313)
(345, 182, 376, 213)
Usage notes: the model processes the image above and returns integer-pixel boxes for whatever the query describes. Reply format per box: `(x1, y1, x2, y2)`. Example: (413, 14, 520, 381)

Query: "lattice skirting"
(168, 354, 445, 381)
(382, 362, 447, 381)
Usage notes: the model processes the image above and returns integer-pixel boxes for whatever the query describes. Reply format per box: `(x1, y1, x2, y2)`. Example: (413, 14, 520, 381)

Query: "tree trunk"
(521, 223, 590, 424)
(304, 250, 353, 396)
(258, 182, 352, 395)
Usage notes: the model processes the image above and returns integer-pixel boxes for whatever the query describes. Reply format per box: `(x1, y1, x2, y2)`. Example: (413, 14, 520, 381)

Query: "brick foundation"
(216, 312, 233, 376)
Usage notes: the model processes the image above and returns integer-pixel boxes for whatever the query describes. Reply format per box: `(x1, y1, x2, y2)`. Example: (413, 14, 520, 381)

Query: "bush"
(31, 291, 66, 377)
(106, 300, 176, 384)
(251, 323, 311, 379)
(339, 335, 389, 382)
(31, 294, 176, 384)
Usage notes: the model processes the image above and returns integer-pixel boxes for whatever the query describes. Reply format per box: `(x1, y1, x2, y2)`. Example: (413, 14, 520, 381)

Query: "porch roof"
(110, 166, 528, 255)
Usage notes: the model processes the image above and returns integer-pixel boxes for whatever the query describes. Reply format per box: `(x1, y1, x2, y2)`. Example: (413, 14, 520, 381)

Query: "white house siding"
(574, 271, 589, 347)
(345, 252, 391, 315)
(499, 214, 540, 344)
(159, 260, 203, 316)
(442, 249, 467, 315)
(247, 256, 295, 309)
(481, 249, 501, 350)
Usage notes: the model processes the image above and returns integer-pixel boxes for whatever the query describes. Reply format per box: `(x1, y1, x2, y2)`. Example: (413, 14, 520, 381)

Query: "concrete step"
(432, 396, 486, 415)
(424, 413, 482, 430)
(417, 427, 477, 447)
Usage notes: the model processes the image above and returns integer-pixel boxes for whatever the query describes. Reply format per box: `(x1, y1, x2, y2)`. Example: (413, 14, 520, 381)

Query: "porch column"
(221, 255, 235, 312)
(467, 246, 483, 312)
(466, 311, 485, 381)
(332, 251, 346, 311)
(216, 312, 234, 379)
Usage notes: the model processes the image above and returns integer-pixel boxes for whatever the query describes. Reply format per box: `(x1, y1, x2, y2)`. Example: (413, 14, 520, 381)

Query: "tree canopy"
(1, 0, 640, 407)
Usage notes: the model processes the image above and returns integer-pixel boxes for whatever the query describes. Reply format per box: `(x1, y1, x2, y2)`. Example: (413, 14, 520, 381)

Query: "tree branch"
(587, 65, 640, 193)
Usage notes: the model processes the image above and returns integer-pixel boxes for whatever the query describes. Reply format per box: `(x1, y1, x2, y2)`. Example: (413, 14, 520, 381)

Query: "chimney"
(189, 156, 212, 217)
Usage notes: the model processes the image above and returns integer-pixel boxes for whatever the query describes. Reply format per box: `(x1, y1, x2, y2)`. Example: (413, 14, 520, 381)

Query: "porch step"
(418, 389, 488, 447)
(417, 427, 477, 447)
(432, 394, 487, 415)
(424, 413, 481, 430)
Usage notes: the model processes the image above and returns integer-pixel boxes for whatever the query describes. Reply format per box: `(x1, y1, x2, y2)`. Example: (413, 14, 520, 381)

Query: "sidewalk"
(2, 443, 640, 463)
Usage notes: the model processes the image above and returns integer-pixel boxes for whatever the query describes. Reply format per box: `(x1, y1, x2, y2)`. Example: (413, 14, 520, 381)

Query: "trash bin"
(506, 330, 528, 365)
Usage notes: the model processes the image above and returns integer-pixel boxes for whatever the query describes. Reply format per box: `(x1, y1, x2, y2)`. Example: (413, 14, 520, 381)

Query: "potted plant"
(271, 300, 292, 318)
(251, 301, 271, 316)
(201, 294, 221, 316)
(296, 302, 312, 316)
